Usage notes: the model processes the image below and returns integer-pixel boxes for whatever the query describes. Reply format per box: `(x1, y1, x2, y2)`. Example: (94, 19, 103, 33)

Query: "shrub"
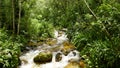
(0, 29, 21, 68)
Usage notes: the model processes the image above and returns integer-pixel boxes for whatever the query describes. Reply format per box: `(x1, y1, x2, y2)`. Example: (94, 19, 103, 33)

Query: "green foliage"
(81, 40, 120, 68)
(38, 21, 54, 38)
(96, 3, 120, 38)
(69, 1, 120, 68)
(0, 29, 22, 68)
(26, 19, 54, 39)
(21, 0, 54, 39)
(0, 0, 120, 68)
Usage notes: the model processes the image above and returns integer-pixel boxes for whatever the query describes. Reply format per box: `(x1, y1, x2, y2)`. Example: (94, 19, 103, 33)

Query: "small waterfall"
(19, 30, 81, 68)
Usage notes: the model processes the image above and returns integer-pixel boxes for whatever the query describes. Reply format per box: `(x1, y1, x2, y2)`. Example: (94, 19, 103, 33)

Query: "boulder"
(61, 41, 76, 55)
(64, 62, 80, 68)
(46, 38, 57, 46)
(68, 59, 86, 68)
(49, 45, 62, 52)
(33, 51, 52, 64)
(79, 60, 86, 68)
(28, 41, 37, 46)
(28, 40, 43, 47)
(55, 53, 62, 62)
(36, 41, 44, 46)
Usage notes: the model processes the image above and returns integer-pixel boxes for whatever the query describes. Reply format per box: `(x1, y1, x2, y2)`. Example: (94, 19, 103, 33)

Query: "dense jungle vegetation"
(0, 0, 120, 68)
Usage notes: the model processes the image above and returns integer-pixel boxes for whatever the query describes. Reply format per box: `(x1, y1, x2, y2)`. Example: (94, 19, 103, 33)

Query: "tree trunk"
(83, 0, 112, 43)
(12, 0, 15, 34)
(17, 0, 21, 35)
(0, 0, 1, 28)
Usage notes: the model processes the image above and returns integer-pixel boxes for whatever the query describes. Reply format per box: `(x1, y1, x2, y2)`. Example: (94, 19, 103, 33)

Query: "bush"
(81, 40, 119, 68)
(69, 2, 120, 68)
(0, 29, 21, 68)
(27, 19, 54, 39)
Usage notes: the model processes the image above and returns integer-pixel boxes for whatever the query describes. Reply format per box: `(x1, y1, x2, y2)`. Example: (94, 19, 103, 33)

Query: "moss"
(33, 51, 52, 64)
(46, 38, 57, 46)
(61, 41, 76, 55)
(65, 62, 80, 68)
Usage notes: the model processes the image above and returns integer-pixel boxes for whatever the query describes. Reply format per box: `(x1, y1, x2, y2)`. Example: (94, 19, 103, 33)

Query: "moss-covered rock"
(79, 60, 86, 68)
(46, 38, 57, 46)
(68, 59, 86, 68)
(36, 41, 44, 46)
(55, 53, 62, 62)
(64, 62, 80, 68)
(33, 51, 52, 64)
(61, 41, 76, 55)
(28, 41, 37, 46)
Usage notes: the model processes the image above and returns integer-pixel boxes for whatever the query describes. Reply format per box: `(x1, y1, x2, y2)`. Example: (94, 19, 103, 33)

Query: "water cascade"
(19, 30, 82, 68)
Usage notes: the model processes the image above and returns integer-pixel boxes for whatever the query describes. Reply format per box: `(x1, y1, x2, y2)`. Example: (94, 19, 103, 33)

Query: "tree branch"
(83, 0, 98, 20)
(83, 0, 112, 41)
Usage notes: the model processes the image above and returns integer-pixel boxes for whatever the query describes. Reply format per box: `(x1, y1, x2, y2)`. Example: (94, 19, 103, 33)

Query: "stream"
(19, 30, 81, 68)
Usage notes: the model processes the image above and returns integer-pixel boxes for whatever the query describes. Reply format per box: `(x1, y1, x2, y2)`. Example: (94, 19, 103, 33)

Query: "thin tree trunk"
(83, 0, 98, 20)
(17, 0, 21, 35)
(83, 0, 112, 42)
(12, 0, 15, 34)
(0, 1, 1, 28)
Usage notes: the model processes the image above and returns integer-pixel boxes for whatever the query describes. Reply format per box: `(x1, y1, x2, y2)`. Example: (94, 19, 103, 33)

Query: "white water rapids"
(19, 30, 81, 68)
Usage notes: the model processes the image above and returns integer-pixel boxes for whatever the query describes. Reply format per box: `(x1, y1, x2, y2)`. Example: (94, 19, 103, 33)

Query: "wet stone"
(61, 41, 76, 56)
(46, 38, 57, 46)
(33, 51, 52, 64)
(36, 41, 44, 46)
(20, 59, 28, 65)
(19, 30, 82, 68)
(55, 53, 62, 62)
(73, 51, 76, 56)
(64, 62, 80, 68)
(61, 50, 70, 56)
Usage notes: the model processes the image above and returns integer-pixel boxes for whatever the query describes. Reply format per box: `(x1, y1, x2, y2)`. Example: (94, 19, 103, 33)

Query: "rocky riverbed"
(19, 30, 84, 68)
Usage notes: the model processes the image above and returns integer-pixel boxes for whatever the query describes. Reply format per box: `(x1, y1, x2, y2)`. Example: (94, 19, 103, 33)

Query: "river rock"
(61, 41, 76, 55)
(28, 41, 37, 46)
(20, 58, 28, 65)
(55, 53, 62, 62)
(79, 60, 86, 68)
(46, 38, 57, 46)
(68, 59, 86, 68)
(64, 62, 80, 68)
(33, 51, 52, 64)
(36, 41, 44, 46)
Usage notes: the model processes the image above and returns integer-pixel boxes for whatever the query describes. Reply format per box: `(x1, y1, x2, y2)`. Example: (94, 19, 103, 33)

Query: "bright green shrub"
(81, 40, 119, 68)
(70, 2, 120, 68)
(27, 19, 54, 39)
(0, 29, 21, 68)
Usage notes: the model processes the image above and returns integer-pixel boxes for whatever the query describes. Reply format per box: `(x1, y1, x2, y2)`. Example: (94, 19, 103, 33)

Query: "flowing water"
(19, 30, 81, 68)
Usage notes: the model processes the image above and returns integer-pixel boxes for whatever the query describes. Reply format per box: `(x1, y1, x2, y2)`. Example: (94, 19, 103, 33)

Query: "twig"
(83, 0, 98, 20)
(83, 0, 112, 41)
